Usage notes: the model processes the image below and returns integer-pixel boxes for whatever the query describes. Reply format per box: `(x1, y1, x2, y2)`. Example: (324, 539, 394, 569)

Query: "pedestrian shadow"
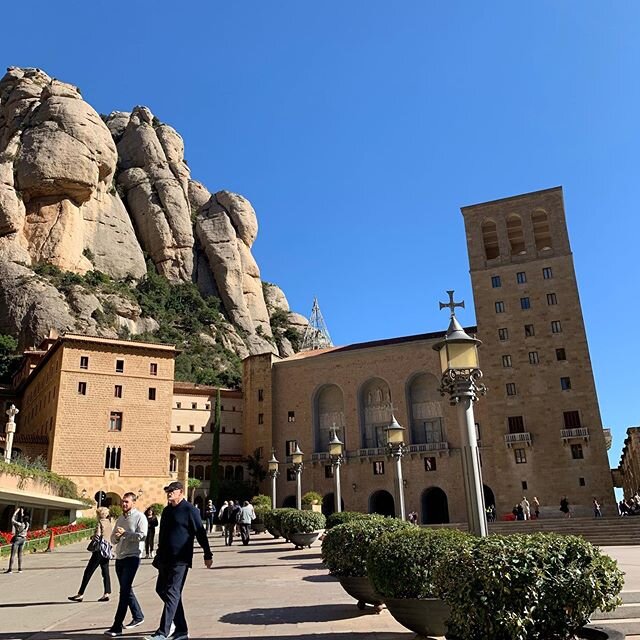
(278, 553, 321, 561)
(237, 547, 285, 554)
(301, 574, 338, 583)
(293, 562, 326, 570)
(219, 603, 379, 625)
(0, 601, 69, 608)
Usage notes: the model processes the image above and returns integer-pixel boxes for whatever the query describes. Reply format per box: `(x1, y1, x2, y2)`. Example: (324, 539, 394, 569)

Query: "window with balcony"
(508, 416, 525, 433)
(556, 348, 567, 361)
(491, 275, 501, 288)
(560, 377, 572, 391)
(78, 381, 87, 395)
(80, 356, 89, 370)
(514, 448, 527, 464)
(498, 327, 509, 341)
(109, 411, 123, 431)
(542, 267, 553, 279)
(571, 444, 584, 459)
(520, 297, 531, 310)
(502, 355, 512, 368)
(516, 271, 527, 284)
(495, 301, 505, 313)
(524, 324, 535, 337)
(564, 411, 581, 428)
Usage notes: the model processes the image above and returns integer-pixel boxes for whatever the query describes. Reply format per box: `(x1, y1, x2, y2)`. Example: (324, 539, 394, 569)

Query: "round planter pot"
(577, 626, 625, 640)
(289, 531, 320, 549)
(267, 527, 281, 539)
(338, 575, 385, 612)
(385, 597, 450, 638)
(252, 522, 266, 534)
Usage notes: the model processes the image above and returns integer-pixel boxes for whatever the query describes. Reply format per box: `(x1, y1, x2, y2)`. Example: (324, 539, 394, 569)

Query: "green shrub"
(438, 533, 624, 640)
(367, 527, 470, 599)
(251, 494, 272, 513)
(280, 509, 326, 537)
(149, 503, 165, 516)
(325, 511, 373, 530)
(76, 517, 98, 529)
(109, 505, 123, 519)
(264, 508, 297, 537)
(301, 491, 323, 508)
(322, 515, 412, 578)
(47, 516, 70, 527)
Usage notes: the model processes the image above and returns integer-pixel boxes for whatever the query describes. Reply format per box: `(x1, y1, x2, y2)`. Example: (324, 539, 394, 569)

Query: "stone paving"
(0, 533, 637, 640)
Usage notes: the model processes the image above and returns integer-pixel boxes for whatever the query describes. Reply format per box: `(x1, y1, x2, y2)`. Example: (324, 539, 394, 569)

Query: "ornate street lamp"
(291, 444, 304, 510)
(329, 425, 344, 513)
(386, 414, 407, 520)
(433, 290, 488, 537)
(268, 448, 280, 508)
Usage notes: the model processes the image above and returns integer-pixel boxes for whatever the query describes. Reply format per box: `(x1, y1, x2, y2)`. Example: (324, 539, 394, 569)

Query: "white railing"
(346, 447, 387, 458)
(407, 442, 449, 453)
(311, 452, 330, 462)
(561, 427, 590, 441)
(504, 432, 532, 447)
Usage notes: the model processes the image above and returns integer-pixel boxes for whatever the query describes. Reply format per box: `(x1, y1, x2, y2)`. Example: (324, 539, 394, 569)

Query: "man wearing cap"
(145, 481, 213, 640)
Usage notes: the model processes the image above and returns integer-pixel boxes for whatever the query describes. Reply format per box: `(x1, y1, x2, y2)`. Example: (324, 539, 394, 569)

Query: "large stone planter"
(267, 526, 281, 539)
(338, 575, 385, 612)
(385, 597, 450, 638)
(252, 521, 266, 534)
(289, 531, 320, 549)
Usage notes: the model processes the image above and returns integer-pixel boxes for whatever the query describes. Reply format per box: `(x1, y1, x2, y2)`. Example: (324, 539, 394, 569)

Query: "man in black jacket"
(145, 481, 213, 640)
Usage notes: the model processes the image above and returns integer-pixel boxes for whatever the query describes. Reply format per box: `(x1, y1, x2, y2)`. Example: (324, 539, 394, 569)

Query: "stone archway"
(421, 487, 449, 524)
(105, 491, 121, 509)
(322, 492, 345, 516)
(369, 490, 395, 517)
(483, 484, 495, 509)
(282, 495, 296, 508)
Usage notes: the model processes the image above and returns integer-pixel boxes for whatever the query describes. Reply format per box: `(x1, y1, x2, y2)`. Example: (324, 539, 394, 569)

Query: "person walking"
(224, 501, 240, 546)
(217, 501, 228, 537)
(145, 507, 159, 559)
(521, 496, 531, 521)
(204, 500, 216, 534)
(68, 506, 112, 601)
(239, 501, 255, 545)
(593, 498, 602, 518)
(5, 509, 29, 573)
(144, 481, 213, 640)
(560, 495, 571, 518)
(104, 492, 148, 636)
(533, 496, 541, 519)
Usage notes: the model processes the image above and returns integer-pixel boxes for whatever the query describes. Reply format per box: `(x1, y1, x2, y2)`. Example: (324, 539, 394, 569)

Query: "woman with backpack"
(68, 506, 112, 602)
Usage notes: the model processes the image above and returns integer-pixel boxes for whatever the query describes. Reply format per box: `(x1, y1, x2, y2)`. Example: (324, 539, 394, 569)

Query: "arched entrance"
(421, 487, 449, 524)
(369, 490, 395, 517)
(105, 492, 121, 509)
(194, 495, 204, 515)
(322, 492, 345, 516)
(282, 495, 296, 508)
(483, 484, 495, 509)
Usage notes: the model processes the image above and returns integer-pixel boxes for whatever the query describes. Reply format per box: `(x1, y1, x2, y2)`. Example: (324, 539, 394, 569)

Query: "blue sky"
(2, 2, 638, 470)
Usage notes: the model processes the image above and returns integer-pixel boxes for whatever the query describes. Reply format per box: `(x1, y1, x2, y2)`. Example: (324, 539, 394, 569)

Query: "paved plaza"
(0, 533, 638, 640)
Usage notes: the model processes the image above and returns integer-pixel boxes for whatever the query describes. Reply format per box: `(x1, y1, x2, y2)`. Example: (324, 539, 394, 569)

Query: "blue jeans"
(112, 557, 143, 630)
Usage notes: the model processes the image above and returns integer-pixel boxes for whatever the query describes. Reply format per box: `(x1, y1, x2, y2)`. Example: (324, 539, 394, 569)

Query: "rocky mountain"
(0, 67, 307, 384)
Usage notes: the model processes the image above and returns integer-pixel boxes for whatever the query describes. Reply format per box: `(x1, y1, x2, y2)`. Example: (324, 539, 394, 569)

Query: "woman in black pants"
(145, 507, 159, 558)
(68, 507, 112, 602)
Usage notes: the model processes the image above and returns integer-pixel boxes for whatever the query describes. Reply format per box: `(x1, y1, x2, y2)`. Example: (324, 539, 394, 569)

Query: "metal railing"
(504, 432, 532, 447)
(406, 442, 449, 453)
(561, 427, 590, 441)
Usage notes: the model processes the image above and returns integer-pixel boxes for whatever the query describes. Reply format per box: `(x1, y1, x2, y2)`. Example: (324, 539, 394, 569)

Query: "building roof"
(461, 185, 562, 211)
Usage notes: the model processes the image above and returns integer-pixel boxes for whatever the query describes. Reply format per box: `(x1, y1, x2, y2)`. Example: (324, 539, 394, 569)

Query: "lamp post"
(268, 449, 280, 508)
(386, 414, 407, 520)
(433, 290, 488, 537)
(329, 426, 344, 513)
(291, 444, 304, 510)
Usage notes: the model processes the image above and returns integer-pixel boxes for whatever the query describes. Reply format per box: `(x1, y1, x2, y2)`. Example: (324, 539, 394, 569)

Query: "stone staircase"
(591, 591, 640, 637)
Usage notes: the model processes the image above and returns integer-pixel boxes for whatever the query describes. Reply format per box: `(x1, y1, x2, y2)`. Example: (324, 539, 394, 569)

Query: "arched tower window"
(408, 373, 444, 445)
(359, 378, 392, 449)
(169, 454, 177, 473)
(234, 465, 244, 481)
(532, 209, 552, 251)
(506, 214, 526, 255)
(481, 220, 499, 260)
(314, 384, 345, 452)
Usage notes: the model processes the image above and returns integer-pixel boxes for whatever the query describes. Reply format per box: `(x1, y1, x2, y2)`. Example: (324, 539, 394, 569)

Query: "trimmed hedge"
(325, 511, 373, 530)
(280, 509, 326, 537)
(322, 515, 412, 578)
(264, 508, 297, 538)
(0, 528, 93, 557)
(439, 533, 624, 640)
(367, 527, 470, 598)
(301, 491, 323, 508)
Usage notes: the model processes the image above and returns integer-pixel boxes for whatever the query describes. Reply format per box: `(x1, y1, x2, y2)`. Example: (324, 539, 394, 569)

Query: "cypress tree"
(208, 388, 221, 502)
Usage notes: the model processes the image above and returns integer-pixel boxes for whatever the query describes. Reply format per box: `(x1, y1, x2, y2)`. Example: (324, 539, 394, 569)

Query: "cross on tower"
(439, 290, 465, 318)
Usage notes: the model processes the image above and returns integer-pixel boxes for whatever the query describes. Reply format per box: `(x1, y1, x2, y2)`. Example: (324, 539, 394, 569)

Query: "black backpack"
(232, 506, 242, 524)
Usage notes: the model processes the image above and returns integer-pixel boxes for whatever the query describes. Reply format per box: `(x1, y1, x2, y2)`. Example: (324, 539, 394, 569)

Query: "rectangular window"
(373, 461, 385, 475)
(104, 446, 121, 470)
(176, 425, 181, 432)
(498, 328, 509, 341)
(115, 359, 124, 373)
(543, 267, 553, 279)
(506, 382, 517, 396)
(571, 444, 584, 459)
(491, 275, 501, 288)
(508, 416, 525, 434)
(424, 457, 437, 471)
(148, 387, 157, 400)
(286, 440, 297, 456)
(495, 301, 505, 313)
(516, 271, 527, 284)
(109, 411, 123, 432)
(80, 356, 89, 370)
(78, 381, 87, 395)
(560, 377, 572, 391)
(502, 355, 512, 368)
(258, 389, 264, 402)
(258, 413, 264, 425)
(551, 320, 562, 333)
(522, 480, 528, 490)
(514, 448, 527, 464)
(547, 293, 557, 305)
(325, 465, 334, 479)
(528, 351, 539, 364)
(579, 477, 586, 487)
(205, 403, 210, 410)
(286, 468, 296, 482)
(189, 424, 195, 432)
(556, 348, 567, 361)
(201, 426, 205, 432)
(563, 411, 581, 428)
(520, 297, 531, 310)
(191, 402, 197, 409)
(150, 362, 158, 376)
(176, 402, 181, 409)
(114, 385, 123, 398)
(288, 411, 296, 423)
(524, 324, 535, 337)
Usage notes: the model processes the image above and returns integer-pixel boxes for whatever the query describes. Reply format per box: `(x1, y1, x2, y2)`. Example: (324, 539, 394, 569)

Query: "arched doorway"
(322, 492, 345, 516)
(369, 490, 395, 517)
(421, 487, 449, 524)
(105, 492, 121, 509)
(282, 495, 296, 508)
(194, 495, 204, 515)
(483, 484, 495, 509)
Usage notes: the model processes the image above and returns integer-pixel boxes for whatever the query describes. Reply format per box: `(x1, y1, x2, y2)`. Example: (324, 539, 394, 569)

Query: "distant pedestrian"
(516, 504, 524, 521)
(521, 497, 531, 520)
(204, 500, 216, 534)
(239, 501, 255, 545)
(218, 501, 228, 536)
(68, 506, 112, 602)
(144, 481, 212, 640)
(560, 496, 571, 518)
(593, 498, 602, 518)
(533, 496, 540, 519)
(5, 509, 29, 573)
(224, 501, 240, 546)
(407, 511, 418, 525)
(145, 507, 159, 558)
(104, 492, 148, 636)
